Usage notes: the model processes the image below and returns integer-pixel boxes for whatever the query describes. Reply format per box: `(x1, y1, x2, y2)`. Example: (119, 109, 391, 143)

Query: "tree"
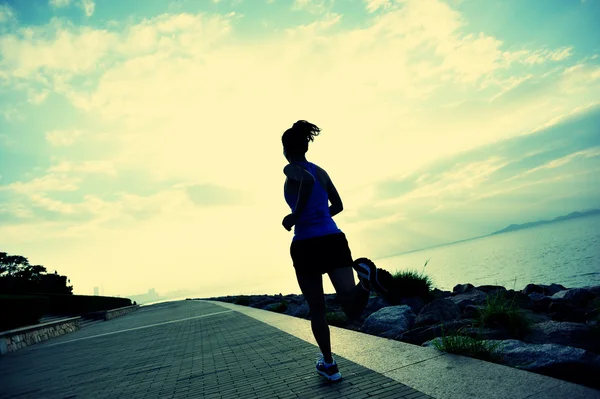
(0, 252, 73, 295)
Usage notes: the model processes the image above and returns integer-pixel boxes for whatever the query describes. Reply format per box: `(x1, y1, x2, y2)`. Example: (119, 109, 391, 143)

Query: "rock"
(523, 283, 567, 296)
(414, 299, 462, 328)
(400, 319, 473, 345)
(461, 326, 513, 341)
(583, 285, 600, 297)
(551, 288, 595, 307)
(397, 297, 425, 314)
(485, 339, 600, 389)
(284, 303, 309, 318)
(453, 284, 474, 294)
(520, 309, 551, 324)
(431, 288, 452, 300)
(476, 285, 507, 295)
(463, 305, 482, 319)
(548, 302, 587, 323)
(524, 321, 600, 353)
(363, 296, 392, 317)
(529, 292, 551, 313)
(450, 289, 487, 308)
(361, 305, 415, 339)
(504, 290, 532, 309)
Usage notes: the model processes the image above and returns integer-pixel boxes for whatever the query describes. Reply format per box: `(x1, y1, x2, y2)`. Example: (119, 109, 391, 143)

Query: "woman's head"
(282, 120, 321, 160)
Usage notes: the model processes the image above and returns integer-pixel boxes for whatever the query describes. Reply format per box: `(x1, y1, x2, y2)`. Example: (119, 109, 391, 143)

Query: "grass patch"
(325, 311, 348, 327)
(432, 324, 504, 362)
(476, 291, 532, 339)
(390, 259, 434, 299)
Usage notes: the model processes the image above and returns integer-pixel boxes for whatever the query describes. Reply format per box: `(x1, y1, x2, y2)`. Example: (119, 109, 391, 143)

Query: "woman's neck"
(288, 155, 307, 163)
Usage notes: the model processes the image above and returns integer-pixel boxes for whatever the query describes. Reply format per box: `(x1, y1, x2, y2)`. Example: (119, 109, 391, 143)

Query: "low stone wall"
(105, 305, 139, 320)
(0, 317, 80, 355)
(85, 305, 139, 321)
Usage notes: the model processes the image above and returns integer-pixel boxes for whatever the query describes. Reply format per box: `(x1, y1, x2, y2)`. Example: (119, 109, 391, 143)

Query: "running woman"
(282, 120, 393, 382)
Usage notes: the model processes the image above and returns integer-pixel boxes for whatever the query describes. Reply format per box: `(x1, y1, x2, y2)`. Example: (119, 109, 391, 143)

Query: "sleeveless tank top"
(284, 161, 342, 241)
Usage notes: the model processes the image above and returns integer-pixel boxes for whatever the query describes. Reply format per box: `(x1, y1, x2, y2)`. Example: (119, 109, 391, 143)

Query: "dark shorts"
(290, 232, 353, 276)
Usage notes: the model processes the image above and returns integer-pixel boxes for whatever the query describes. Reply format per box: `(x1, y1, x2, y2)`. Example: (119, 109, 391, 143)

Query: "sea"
(375, 213, 600, 292)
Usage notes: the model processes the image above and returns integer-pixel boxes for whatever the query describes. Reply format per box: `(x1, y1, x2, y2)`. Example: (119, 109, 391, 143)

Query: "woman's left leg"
(295, 271, 333, 363)
(328, 267, 369, 320)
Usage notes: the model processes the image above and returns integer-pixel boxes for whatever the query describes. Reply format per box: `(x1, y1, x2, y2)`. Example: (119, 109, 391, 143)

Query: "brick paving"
(0, 301, 432, 399)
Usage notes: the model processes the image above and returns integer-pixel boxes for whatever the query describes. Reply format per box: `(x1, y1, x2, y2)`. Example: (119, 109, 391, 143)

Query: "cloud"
(80, 0, 95, 17)
(49, 0, 72, 8)
(0, 4, 16, 23)
(364, 0, 393, 13)
(292, 0, 334, 14)
(185, 184, 245, 206)
(45, 129, 83, 146)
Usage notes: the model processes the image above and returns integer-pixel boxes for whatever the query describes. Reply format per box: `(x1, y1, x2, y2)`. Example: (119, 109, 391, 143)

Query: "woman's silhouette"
(282, 120, 393, 381)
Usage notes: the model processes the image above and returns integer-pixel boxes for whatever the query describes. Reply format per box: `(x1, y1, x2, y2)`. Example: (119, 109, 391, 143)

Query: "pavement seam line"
(40, 310, 235, 348)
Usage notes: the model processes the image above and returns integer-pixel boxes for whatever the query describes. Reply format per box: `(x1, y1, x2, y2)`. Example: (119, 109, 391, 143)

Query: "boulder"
(284, 303, 309, 318)
(550, 288, 595, 307)
(548, 302, 587, 323)
(583, 285, 600, 297)
(363, 296, 392, 317)
(476, 285, 507, 295)
(463, 304, 481, 319)
(522, 283, 566, 296)
(431, 288, 453, 300)
(397, 296, 425, 314)
(361, 305, 415, 339)
(450, 289, 487, 308)
(529, 292, 551, 313)
(399, 319, 473, 345)
(453, 284, 474, 294)
(414, 299, 462, 328)
(485, 339, 600, 389)
(524, 321, 600, 353)
(504, 290, 532, 309)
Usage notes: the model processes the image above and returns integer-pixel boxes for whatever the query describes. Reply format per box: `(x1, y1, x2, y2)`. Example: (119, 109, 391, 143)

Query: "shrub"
(0, 295, 49, 331)
(271, 300, 288, 313)
(233, 296, 251, 306)
(325, 311, 348, 328)
(476, 291, 532, 338)
(432, 324, 504, 362)
(389, 259, 434, 301)
(31, 294, 131, 315)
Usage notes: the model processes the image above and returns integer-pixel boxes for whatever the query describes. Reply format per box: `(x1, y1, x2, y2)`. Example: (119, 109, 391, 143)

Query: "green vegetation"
(325, 311, 348, 328)
(270, 300, 288, 313)
(233, 296, 251, 306)
(432, 324, 504, 362)
(389, 259, 434, 300)
(0, 295, 49, 331)
(475, 291, 532, 338)
(0, 252, 73, 295)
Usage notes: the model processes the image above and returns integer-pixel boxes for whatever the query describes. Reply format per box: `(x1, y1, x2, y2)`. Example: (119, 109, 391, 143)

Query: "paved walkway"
(0, 301, 431, 399)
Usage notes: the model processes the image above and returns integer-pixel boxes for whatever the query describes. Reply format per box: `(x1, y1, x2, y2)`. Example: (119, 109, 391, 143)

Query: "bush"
(432, 324, 504, 362)
(325, 311, 348, 328)
(0, 295, 49, 331)
(271, 300, 288, 313)
(476, 291, 532, 338)
(388, 260, 434, 301)
(233, 296, 251, 306)
(30, 294, 132, 316)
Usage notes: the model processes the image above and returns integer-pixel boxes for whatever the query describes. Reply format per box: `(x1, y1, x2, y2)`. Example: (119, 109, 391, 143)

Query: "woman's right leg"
(295, 271, 334, 363)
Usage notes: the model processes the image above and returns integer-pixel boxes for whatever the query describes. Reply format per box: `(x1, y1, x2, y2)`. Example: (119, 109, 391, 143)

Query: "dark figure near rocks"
(281, 120, 393, 382)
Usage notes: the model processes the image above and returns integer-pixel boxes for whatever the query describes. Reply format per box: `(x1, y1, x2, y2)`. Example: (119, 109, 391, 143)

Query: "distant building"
(93, 287, 99, 296)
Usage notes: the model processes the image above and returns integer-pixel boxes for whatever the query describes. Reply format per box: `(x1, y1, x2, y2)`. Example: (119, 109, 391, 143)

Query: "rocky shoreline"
(199, 282, 600, 389)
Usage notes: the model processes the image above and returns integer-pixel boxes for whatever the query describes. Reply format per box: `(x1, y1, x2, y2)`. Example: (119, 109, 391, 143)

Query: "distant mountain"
(490, 209, 600, 236)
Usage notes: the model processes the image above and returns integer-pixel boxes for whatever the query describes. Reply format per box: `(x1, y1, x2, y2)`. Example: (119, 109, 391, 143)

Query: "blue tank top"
(284, 162, 342, 241)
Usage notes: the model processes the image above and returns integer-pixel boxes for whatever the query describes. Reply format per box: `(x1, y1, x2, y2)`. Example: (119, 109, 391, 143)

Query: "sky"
(0, 0, 599, 298)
